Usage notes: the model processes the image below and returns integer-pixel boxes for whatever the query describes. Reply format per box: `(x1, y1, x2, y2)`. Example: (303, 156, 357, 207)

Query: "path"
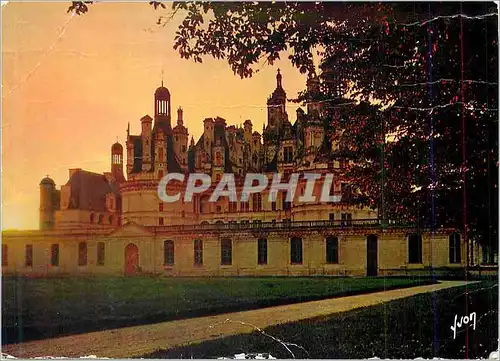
(3, 280, 474, 358)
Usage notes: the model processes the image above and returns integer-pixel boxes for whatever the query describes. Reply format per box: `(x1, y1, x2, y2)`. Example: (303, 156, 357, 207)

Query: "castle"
(2, 71, 474, 277)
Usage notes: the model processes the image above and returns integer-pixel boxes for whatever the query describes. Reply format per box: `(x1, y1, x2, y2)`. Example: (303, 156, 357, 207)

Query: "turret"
(306, 73, 321, 117)
(111, 142, 125, 182)
(203, 118, 214, 150)
(141, 115, 153, 171)
(39, 176, 56, 230)
(172, 107, 189, 167)
(154, 84, 172, 133)
(266, 69, 287, 129)
(154, 129, 166, 179)
(244, 119, 253, 145)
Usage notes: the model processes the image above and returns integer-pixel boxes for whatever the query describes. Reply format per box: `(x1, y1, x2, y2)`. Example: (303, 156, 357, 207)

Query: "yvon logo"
(450, 312, 476, 340)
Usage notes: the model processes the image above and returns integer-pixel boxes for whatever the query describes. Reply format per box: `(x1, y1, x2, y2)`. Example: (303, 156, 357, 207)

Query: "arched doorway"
(366, 234, 378, 276)
(124, 243, 139, 276)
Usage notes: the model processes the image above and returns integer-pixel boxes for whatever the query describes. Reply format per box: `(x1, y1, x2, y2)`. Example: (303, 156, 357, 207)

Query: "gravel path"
(2, 280, 474, 358)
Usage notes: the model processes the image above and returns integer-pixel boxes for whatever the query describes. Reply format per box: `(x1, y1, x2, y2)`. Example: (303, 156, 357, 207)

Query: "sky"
(2, 2, 309, 230)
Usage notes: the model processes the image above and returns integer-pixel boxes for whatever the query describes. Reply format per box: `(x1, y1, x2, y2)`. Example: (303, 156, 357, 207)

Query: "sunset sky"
(2, 2, 309, 230)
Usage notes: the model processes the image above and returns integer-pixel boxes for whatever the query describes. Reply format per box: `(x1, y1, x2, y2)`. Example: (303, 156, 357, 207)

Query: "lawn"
(142, 280, 498, 359)
(2, 275, 433, 344)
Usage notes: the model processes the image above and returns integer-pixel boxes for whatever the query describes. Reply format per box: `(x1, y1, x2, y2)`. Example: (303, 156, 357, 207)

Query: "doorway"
(125, 243, 139, 276)
(366, 234, 378, 276)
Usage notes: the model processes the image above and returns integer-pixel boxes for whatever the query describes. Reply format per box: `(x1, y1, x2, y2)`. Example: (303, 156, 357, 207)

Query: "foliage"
(66, 2, 499, 252)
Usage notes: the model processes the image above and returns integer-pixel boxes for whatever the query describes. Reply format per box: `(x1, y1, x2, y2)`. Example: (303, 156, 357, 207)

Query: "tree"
(68, 2, 498, 258)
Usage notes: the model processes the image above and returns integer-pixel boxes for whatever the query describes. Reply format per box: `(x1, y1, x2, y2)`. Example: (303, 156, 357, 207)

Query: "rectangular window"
(25, 245, 33, 267)
(97, 242, 105, 266)
(240, 201, 249, 212)
(164, 240, 174, 265)
(290, 237, 303, 264)
(51, 244, 59, 267)
(258, 238, 268, 265)
(221, 239, 232, 265)
(449, 233, 461, 264)
(194, 239, 203, 265)
(159, 202, 164, 212)
(326, 236, 339, 264)
(284, 146, 293, 163)
(271, 201, 276, 211)
(282, 193, 291, 210)
(252, 193, 262, 211)
(229, 202, 238, 213)
(159, 217, 164, 226)
(408, 234, 422, 264)
(329, 213, 335, 222)
(78, 242, 87, 266)
(2, 244, 8, 266)
(341, 213, 352, 226)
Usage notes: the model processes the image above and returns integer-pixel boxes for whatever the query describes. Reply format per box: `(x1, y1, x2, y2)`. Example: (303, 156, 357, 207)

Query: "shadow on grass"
(3, 276, 436, 344)
(140, 281, 498, 359)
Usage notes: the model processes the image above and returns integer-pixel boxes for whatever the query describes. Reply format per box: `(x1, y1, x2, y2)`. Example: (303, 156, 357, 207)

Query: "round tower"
(39, 176, 55, 230)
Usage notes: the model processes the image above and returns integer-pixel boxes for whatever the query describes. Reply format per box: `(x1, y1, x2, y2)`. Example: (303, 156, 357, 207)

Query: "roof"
(65, 170, 115, 212)
(111, 142, 123, 153)
(154, 86, 170, 98)
(40, 177, 55, 186)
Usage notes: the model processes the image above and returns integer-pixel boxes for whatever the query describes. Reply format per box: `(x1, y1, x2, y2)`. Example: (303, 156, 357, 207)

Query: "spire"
(161, 69, 164, 87)
(127, 122, 130, 137)
(276, 68, 282, 88)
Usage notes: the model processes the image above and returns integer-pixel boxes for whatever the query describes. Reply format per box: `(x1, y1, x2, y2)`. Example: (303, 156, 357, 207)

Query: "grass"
(142, 280, 498, 359)
(2, 275, 433, 344)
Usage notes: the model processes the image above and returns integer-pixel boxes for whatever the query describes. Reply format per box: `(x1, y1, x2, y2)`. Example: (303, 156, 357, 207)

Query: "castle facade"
(2, 71, 473, 277)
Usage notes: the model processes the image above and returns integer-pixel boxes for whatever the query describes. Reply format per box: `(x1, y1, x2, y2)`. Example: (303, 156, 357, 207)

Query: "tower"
(141, 115, 153, 171)
(154, 83, 172, 133)
(266, 69, 287, 129)
(111, 142, 125, 182)
(173, 107, 189, 167)
(243, 119, 253, 145)
(306, 73, 321, 117)
(39, 176, 56, 230)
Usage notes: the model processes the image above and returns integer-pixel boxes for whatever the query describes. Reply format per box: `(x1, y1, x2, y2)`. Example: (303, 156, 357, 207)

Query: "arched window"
(78, 242, 87, 266)
(326, 236, 339, 264)
(2, 244, 7, 266)
(449, 233, 461, 264)
(90, 213, 95, 223)
(108, 215, 114, 225)
(97, 242, 105, 266)
(164, 240, 174, 265)
(221, 239, 232, 265)
(98, 215, 104, 224)
(200, 221, 209, 226)
(194, 239, 203, 265)
(408, 234, 422, 264)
